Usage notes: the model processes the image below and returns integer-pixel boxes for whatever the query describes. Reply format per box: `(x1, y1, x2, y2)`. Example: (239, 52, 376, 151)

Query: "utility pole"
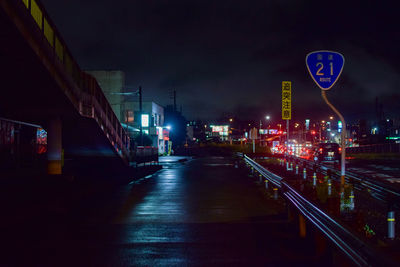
(139, 86, 143, 146)
(319, 124, 322, 142)
(173, 89, 177, 112)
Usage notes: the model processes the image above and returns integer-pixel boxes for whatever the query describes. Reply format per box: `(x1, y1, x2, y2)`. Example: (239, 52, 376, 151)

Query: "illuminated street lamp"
(259, 115, 271, 130)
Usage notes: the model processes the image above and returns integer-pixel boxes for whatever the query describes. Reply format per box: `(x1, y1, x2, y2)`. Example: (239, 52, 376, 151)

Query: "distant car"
(304, 141, 312, 148)
(299, 147, 312, 159)
(312, 142, 341, 163)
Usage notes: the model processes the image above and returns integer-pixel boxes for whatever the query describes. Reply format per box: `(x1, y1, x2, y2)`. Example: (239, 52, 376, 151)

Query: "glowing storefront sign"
(338, 120, 342, 133)
(259, 129, 278, 135)
(141, 114, 149, 127)
(157, 126, 163, 140)
(211, 125, 229, 136)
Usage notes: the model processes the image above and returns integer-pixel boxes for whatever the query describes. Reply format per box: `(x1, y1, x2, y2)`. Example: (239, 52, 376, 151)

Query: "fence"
(347, 143, 400, 154)
(243, 154, 393, 266)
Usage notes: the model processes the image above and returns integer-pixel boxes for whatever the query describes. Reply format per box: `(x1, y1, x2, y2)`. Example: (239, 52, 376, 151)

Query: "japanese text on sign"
(282, 81, 291, 120)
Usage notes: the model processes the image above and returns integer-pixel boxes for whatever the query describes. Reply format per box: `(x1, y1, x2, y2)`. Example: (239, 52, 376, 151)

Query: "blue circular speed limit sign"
(306, 51, 345, 90)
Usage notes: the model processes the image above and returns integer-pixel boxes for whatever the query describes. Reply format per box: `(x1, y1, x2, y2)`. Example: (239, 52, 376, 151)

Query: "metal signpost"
(282, 81, 292, 154)
(306, 51, 346, 185)
(249, 127, 258, 153)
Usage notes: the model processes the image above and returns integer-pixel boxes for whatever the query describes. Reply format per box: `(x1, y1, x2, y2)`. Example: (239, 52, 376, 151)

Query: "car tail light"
(319, 148, 323, 152)
(338, 147, 342, 152)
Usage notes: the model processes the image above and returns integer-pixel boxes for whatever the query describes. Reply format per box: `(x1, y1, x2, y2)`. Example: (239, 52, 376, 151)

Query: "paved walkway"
(0, 156, 324, 266)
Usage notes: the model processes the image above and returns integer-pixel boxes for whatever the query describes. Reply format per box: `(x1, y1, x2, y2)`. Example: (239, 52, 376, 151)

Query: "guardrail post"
(313, 172, 317, 187)
(328, 179, 332, 196)
(259, 173, 263, 183)
(295, 165, 299, 175)
(265, 180, 269, 189)
(303, 168, 307, 179)
(273, 188, 278, 200)
(349, 190, 355, 211)
(388, 211, 395, 240)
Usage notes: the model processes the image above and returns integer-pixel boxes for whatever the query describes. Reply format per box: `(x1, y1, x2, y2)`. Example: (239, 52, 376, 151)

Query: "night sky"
(41, 0, 399, 122)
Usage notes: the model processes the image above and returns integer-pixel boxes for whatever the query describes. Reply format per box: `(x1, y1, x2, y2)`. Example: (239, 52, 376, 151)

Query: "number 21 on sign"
(306, 51, 344, 90)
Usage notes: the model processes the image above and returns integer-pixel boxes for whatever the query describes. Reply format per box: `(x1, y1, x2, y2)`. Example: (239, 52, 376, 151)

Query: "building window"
(125, 110, 134, 123)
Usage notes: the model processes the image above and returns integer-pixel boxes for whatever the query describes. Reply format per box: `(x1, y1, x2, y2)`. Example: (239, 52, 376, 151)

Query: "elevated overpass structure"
(0, 0, 130, 174)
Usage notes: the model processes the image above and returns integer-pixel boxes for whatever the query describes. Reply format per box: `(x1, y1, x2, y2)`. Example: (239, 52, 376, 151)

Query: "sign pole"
(306, 50, 345, 185)
(286, 119, 289, 146)
(321, 90, 346, 185)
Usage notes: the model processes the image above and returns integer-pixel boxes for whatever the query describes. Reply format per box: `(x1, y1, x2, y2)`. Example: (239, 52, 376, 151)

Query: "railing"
(347, 143, 400, 154)
(294, 156, 400, 206)
(243, 154, 389, 266)
(4, 0, 130, 161)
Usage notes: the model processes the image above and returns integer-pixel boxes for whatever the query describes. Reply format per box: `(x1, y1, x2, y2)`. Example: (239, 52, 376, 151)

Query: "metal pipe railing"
(243, 154, 390, 267)
(11, 0, 130, 161)
(294, 156, 400, 207)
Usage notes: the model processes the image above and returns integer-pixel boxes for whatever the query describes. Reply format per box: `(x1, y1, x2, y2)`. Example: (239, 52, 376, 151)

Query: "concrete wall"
(86, 71, 125, 123)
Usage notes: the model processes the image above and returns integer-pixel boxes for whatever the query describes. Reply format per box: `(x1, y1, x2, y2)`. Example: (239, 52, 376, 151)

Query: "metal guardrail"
(294, 157, 400, 207)
(245, 155, 282, 188)
(347, 143, 400, 154)
(244, 154, 388, 267)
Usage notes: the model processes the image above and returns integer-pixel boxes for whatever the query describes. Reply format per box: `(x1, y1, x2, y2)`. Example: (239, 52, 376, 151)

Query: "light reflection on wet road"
(0, 156, 325, 266)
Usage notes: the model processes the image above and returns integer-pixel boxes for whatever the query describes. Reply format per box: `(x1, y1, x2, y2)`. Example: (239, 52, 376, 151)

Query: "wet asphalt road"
(0, 156, 323, 266)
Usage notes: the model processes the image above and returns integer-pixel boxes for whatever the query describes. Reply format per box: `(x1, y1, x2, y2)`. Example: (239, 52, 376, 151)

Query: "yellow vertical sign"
(282, 81, 291, 120)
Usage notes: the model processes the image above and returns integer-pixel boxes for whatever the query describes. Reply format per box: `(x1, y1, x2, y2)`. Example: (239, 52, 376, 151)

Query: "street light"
(260, 115, 271, 147)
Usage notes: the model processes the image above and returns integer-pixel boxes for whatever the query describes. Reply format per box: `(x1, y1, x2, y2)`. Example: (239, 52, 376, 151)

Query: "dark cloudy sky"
(41, 0, 399, 122)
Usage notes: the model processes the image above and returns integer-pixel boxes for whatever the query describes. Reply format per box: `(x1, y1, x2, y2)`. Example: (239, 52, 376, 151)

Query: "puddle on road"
(204, 164, 234, 167)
